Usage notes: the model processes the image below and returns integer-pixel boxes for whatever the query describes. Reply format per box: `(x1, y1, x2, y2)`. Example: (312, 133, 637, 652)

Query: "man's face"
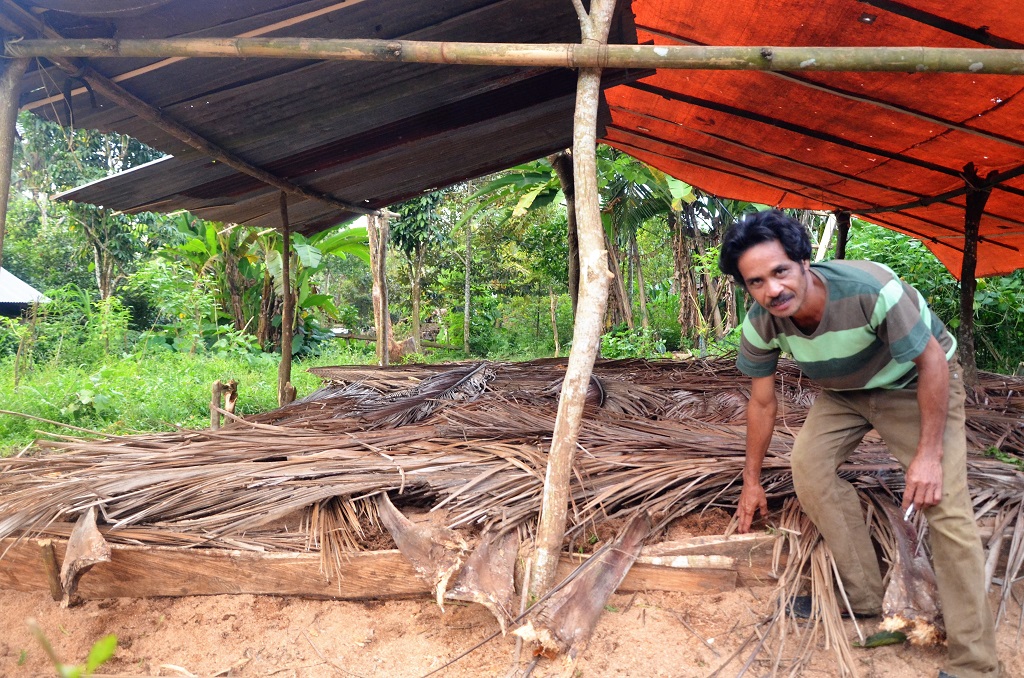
(736, 240, 812, 319)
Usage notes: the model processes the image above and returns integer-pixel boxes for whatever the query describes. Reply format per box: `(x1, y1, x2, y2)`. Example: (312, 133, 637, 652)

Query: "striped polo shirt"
(737, 260, 956, 390)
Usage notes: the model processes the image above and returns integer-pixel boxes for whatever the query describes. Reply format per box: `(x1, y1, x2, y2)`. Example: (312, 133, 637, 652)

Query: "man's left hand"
(903, 452, 943, 511)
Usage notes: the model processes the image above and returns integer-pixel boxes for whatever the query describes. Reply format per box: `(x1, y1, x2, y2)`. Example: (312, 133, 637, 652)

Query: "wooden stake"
(530, 0, 617, 597)
(278, 192, 295, 406)
(11, 38, 1024, 75)
(960, 164, 992, 388)
(38, 539, 63, 602)
(211, 380, 224, 430)
(0, 58, 27, 272)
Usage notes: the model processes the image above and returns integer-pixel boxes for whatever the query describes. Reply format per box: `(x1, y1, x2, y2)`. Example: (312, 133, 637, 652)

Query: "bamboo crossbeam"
(7, 39, 1024, 74)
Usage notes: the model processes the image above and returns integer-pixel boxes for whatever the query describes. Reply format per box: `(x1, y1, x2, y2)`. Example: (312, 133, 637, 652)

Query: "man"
(718, 210, 999, 678)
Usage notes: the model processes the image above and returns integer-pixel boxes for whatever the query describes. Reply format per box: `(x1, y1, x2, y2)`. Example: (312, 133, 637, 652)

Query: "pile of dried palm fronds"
(1, 357, 1023, 675)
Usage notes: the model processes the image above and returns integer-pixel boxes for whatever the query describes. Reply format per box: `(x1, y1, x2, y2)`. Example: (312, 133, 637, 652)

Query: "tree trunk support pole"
(530, 0, 617, 598)
(959, 163, 991, 389)
(834, 210, 851, 260)
(367, 213, 391, 366)
(549, 150, 580, 319)
(0, 57, 28, 272)
(277, 192, 296, 406)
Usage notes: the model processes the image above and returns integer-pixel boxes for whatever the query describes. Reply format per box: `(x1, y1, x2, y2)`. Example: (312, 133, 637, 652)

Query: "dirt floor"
(2, 513, 1020, 678)
(2, 585, 1021, 677)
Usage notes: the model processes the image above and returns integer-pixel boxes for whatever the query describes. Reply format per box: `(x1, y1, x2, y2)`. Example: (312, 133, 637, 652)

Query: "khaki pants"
(790, 358, 999, 678)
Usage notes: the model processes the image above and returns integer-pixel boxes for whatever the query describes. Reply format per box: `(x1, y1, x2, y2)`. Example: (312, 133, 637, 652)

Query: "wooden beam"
(9, 38, 1024, 75)
(530, 0, 617, 598)
(0, 536, 775, 600)
(0, 58, 28, 272)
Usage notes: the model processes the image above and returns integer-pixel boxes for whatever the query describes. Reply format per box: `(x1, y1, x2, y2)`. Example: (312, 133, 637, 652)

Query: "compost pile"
(1, 358, 1022, 670)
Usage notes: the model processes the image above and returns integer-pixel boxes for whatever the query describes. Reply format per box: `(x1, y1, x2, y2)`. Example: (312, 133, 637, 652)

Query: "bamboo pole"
(530, 0, 617, 598)
(0, 58, 28, 273)
(9, 38, 1024, 75)
(277, 193, 296, 406)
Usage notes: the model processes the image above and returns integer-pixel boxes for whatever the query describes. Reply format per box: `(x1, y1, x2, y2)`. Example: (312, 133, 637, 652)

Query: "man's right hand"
(736, 482, 768, 533)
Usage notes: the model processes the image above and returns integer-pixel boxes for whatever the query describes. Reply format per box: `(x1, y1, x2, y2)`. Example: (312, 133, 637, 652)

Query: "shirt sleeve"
(737, 312, 780, 377)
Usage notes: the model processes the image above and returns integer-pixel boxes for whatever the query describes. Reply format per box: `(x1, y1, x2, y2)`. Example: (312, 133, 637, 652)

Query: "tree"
(392, 192, 446, 353)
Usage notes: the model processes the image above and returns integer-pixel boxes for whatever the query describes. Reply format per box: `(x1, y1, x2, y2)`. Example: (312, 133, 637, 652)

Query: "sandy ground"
(1, 571, 1021, 677)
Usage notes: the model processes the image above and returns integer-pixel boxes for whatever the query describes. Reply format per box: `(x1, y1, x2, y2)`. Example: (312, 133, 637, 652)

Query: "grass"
(0, 339, 377, 455)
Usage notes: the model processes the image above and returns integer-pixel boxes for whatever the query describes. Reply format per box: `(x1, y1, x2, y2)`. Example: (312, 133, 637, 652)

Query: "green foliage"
(845, 220, 1024, 373)
(28, 619, 117, 678)
(0, 339, 373, 454)
(600, 325, 668, 359)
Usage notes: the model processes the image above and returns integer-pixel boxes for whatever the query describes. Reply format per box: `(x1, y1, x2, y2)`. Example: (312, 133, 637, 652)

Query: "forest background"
(3, 114, 1024, 453)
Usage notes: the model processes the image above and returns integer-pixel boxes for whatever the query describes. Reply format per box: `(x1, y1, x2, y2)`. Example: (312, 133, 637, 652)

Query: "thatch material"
(1, 357, 1022, 675)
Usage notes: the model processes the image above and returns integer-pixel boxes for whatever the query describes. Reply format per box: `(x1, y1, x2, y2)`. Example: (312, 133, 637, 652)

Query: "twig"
(668, 609, 720, 657)
(0, 409, 115, 437)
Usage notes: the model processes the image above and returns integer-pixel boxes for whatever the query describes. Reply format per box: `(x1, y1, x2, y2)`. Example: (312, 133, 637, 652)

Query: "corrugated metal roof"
(0, 268, 47, 305)
(12, 0, 640, 235)
(8, 0, 1024, 276)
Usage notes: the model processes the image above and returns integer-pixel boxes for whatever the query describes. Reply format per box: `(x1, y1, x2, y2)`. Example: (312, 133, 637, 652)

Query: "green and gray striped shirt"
(737, 260, 956, 390)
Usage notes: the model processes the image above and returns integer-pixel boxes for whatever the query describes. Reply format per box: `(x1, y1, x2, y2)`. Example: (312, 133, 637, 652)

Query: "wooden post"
(211, 380, 224, 430)
(530, 0, 617, 597)
(367, 213, 391, 367)
(463, 217, 472, 356)
(277, 192, 296, 406)
(0, 58, 28, 272)
(960, 164, 991, 388)
(549, 150, 580, 319)
(835, 210, 851, 260)
(38, 539, 64, 602)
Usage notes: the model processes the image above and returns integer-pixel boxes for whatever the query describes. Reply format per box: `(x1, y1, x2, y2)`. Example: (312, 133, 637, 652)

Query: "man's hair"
(719, 210, 813, 285)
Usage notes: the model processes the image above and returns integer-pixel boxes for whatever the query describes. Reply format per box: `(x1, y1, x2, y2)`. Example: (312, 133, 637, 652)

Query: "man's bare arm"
(904, 337, 949, 511)
(736, 375, 777, 532)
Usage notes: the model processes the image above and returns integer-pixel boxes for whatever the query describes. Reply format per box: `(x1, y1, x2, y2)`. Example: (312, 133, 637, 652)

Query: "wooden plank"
(0, 536, 767, 600)
(642, 533, 782, 586)
(0, 539, 429, 600)
(558, 554, 738, 595)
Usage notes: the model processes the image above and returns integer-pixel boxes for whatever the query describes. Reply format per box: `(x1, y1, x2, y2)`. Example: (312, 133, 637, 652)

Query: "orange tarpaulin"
(604, 0, 1024, 278)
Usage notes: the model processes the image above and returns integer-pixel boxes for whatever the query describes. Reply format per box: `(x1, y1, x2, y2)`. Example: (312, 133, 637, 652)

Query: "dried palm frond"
(1, 358, 1022, 673)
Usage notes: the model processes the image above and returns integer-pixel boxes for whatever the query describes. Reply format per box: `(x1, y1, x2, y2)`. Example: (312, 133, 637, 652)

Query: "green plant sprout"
(27, 619, 117, 678)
